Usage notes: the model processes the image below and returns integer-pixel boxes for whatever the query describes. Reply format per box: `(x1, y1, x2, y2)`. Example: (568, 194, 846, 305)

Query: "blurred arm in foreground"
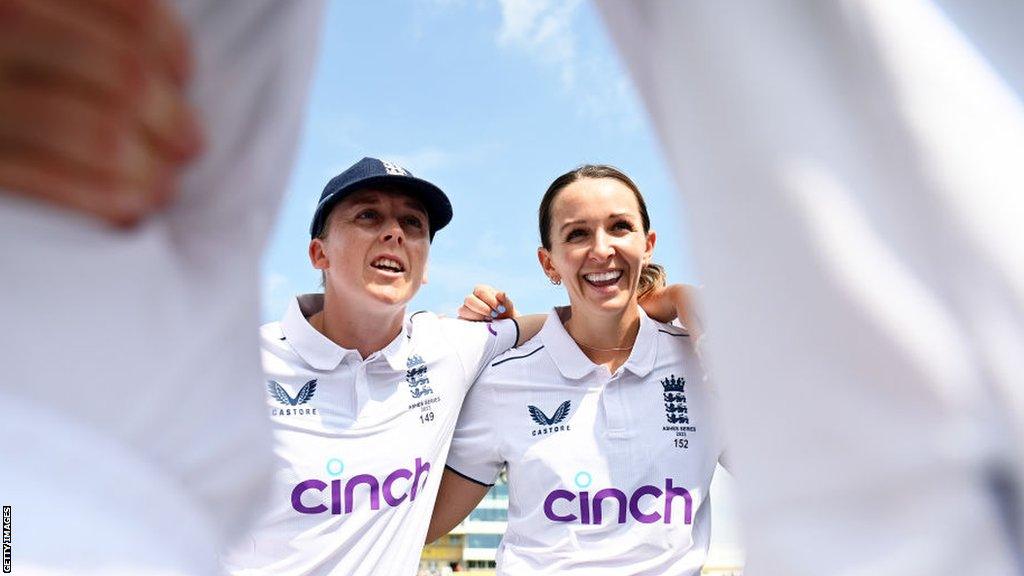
(0, 0, 202, 225)
(598, 1, 1024, 574)
(0, 0, 324, 574)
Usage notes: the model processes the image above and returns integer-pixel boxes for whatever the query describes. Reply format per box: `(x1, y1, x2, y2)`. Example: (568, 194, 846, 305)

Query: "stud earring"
(550, 277, 561, 286)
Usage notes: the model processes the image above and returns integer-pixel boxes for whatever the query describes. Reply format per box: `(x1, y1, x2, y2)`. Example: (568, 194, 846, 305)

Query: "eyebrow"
(558, 212, 634, 232)
(346, 194, 427, 215)
(344, 193, 378, 207)
(401, 199, 428, 215)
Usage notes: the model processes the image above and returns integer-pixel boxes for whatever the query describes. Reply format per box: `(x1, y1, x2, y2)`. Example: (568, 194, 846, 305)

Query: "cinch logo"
(528, 400, 572, 436)
(291, 457, 431, 515)
(543, 478, 693, 525)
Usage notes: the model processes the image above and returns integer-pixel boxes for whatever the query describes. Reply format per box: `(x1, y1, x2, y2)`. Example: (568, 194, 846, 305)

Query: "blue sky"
(261, 0, 698, 321)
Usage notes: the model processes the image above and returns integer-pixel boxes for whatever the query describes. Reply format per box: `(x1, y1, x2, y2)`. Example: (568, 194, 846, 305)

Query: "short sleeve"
(440, 318, 518, 387)
(445, 375, 504, 486)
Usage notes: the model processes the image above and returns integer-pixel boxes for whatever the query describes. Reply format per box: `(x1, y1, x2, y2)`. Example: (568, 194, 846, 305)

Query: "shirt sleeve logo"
(528, 400, 572, 437)
(267, 379, 318, 406)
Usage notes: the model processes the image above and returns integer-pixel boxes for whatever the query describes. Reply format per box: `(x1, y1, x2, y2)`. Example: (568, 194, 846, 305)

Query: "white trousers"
(598, 1, 1024, 574)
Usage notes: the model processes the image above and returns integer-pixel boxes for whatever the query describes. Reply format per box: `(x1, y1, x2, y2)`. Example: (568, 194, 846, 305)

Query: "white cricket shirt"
(224, 294, 518, 576)
(446, 307, 722, 576)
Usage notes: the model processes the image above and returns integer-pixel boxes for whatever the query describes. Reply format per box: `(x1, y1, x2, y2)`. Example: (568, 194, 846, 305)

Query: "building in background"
(420, 480, 508, 575)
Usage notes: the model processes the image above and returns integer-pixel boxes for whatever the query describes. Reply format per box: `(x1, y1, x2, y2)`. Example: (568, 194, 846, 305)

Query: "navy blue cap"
(310, 157, 453, 240)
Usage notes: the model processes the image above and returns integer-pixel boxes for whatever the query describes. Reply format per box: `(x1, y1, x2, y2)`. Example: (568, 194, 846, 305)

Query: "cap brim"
(310, 174, 453, 239)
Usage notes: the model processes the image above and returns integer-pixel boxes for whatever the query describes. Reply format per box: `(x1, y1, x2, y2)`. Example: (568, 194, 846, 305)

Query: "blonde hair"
(638, 263, 667, 299)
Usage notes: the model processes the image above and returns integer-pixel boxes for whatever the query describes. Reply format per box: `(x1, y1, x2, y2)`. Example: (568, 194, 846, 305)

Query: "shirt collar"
(281, 294, 409, 372)
(382, 321, 412, 371)
(541, 305, 659, 380)
(621, 307, 658, 378)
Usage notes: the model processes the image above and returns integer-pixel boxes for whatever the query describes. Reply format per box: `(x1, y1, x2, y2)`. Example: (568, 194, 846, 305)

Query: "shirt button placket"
(602, 369, 631, 440)
(354, 360, 370, 415)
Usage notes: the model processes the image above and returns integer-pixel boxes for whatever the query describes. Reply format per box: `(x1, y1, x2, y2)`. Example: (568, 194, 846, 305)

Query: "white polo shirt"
(223, 294, 518, 576)
(446, 307, 722, 576)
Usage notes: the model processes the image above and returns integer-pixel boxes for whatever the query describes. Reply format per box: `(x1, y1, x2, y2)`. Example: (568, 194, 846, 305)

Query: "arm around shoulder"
(641, 283, 703, 339)
(426, 468, 492, 543)
(514, 314, 545, 347)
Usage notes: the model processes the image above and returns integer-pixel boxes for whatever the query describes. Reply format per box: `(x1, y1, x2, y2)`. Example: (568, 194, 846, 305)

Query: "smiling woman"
(427, 165, 724, 576)
(537, 164, 667, 369)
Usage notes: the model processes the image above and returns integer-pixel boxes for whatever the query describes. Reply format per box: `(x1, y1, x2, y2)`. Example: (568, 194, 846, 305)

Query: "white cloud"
(414, 0, 642, 130)
(496, 0, 584, 89)
(491, 0, 643, 132)
(573, 66, 645, 134)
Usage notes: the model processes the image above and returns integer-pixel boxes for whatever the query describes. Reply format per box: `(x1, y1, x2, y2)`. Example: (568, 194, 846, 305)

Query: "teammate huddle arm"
(460, 282, 701, 341)
(427, 363, 505, 543)
(639, 283, 703, 338)
(458, 284, 545, 346)
(425, 469, 491, 544)
(0, 0, 203, 225)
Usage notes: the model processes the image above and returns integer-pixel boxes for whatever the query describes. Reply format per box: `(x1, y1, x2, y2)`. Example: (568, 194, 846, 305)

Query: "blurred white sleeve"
(0, 1, 324, 574)
(597, 1, 1024, 574)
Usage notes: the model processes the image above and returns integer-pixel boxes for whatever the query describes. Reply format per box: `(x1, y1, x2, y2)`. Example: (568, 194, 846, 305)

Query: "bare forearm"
(426, 469, 490, 543)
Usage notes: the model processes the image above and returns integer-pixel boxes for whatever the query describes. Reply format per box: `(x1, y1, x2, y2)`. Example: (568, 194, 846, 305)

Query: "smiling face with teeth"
(538, 176, 656, 317)
(309, 188, 431, 312)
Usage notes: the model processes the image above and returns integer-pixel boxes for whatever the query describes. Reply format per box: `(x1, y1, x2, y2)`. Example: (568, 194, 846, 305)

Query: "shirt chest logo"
(406, 354, 441, 419)
(528, 400, 572, 436)
(661, 375, 688, 424)
(405, 355, 435, 398)
(661, 374, 696, 445)
(291, 457, 431, 516)
(267, 379, 319, 416)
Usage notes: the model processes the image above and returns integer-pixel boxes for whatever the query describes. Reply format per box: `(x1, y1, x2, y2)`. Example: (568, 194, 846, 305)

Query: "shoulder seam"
(491, 345, 545, 367)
